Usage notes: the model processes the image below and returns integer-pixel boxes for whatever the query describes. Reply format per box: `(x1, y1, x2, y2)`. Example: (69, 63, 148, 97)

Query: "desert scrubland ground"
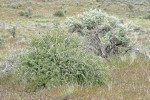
(0, 0, 150, 100)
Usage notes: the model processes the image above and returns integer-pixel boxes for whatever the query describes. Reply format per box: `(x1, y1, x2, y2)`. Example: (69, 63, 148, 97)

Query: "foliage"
(7, 26, 16, 38)
(53, 11, 64, 17)
(0, 35, 4, 46)
(11, 28, 108, 91)
(142, 14, 150, 19)
(19, 7, 33, 17)
(10, 3, 21, 9)
(96, 0, 101, 2)
(65, 9, 131, 58)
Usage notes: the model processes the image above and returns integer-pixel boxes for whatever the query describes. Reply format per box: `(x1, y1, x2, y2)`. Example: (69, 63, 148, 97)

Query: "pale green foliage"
(80, 9, 109, 29)
(65, 9, 131, 57)
(19, 7, 33, 17)
(10, 3, 21, 9)
(12, 28, 108, 91)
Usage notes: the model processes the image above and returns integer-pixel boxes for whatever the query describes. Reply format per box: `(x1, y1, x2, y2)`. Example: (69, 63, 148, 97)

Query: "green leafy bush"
(12, 28, 108, 91)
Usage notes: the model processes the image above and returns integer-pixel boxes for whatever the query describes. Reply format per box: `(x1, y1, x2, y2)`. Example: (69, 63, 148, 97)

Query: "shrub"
(12, 28, 108, 91)
(127, 4, 134, 12)
(96, 0, 101, 2)
(7, 26, 16, 38)
(65, 9, 131, 58)
(19, 11, 25, 16)
(0, 35, 4, 46)
(26, 7, 33, 15)
(0, 48, 20, 73)
(142, 14, 150, 19)
(19, 7, 33, 17)
(10, 3, 21, 9)
(53, 11, 64, 17)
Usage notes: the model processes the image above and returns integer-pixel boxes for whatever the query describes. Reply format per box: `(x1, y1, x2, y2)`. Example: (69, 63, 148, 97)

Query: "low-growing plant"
(0, 35, 4, 45)
(10, 3, 21, 9)
(19, 7, 33, 17)
(96, 0, 100, 2)
(127, 4, 134, 12)
(53, 11, 64, 17)
(10, 28, 108, 91)
(142, 14, 150, 19)
(7, 26, 16, 38)
(35, 18, 50, 23)
(0, 4, 10, 8)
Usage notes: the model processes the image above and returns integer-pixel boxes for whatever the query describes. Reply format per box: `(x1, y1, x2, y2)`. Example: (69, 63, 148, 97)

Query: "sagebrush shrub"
(19, 7, 33, 17)
(7, 26, 16, 38)
(10, 3, 21, 9)
(65, 9, 131, 57)
(12, 28, 108, 91)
